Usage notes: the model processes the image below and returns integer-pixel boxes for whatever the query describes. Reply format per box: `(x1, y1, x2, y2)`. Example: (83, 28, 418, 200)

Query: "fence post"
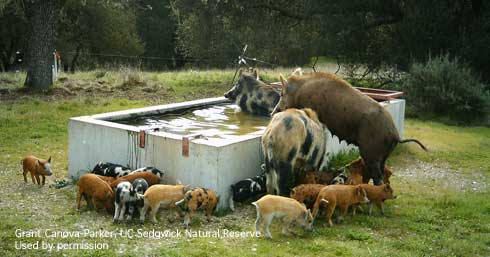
(52, 51, 58, 82)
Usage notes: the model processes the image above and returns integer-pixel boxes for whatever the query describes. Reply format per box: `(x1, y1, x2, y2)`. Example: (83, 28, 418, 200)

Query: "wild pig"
(252, 195, 313, 239)
(297, 170, 333, 185)
(229, 173, 267, 211)
(126, 178, 149, 220)
(224, 70, 280, 116)
(92, 162, 131, 178)
(290, 184, 326, 209)
(140, 184, 190, 223)
(110, 171, 161, 188)
(332, 158, 393, 185)
(22, 156, 53, 186)
(262, 108, 326, 196)
(96, 175, 116, 185)
(175, 187, 219, 227)
(113, 181, 133, 222)
(358, 183, 397, 215)
(76, 173, 114, 213)
(312, 185, 369, 226)
(128, 166, 164, 179)
(272, 72, 427, 185)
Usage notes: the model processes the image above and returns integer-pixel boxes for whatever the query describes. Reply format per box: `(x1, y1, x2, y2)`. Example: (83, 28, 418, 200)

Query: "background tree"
(0, 1, 27, 72)
(23, 0, 62, 91)
(58, 0, 144, 72)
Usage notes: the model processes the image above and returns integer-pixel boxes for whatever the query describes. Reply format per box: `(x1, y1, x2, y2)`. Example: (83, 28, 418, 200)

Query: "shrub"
(402, 55, 490, 122)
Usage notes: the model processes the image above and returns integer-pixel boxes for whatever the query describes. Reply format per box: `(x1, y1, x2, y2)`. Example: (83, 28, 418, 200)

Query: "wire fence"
(58, 51, 239, 72)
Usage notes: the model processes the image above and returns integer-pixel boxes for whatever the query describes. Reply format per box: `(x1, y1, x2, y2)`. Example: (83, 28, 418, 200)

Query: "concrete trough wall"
(69, 97, 405, 209)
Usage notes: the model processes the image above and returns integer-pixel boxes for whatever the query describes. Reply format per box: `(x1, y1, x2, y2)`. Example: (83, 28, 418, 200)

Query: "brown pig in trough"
(272, 72, 427, 185)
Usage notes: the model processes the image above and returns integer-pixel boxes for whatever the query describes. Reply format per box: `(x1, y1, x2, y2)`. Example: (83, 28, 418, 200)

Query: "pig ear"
(279, 74, 286, 88)
(253, 69, 259, 80)
(291, 67, 303, 76)
(48, 156, 51, 163)
(37, 160, 42, 166)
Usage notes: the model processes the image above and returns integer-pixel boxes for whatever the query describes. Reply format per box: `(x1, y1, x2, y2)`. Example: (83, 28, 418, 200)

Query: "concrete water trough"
(69, 95, 406, 210)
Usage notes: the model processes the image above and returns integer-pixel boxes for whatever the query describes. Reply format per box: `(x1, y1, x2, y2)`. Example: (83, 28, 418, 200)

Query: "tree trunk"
(24, 0, 59, 91)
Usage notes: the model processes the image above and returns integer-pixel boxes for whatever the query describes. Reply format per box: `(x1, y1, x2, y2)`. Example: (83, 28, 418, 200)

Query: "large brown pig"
(272, 72, 426, 185)
(262, 108, 326, 196)
(312, 184, 369, 226)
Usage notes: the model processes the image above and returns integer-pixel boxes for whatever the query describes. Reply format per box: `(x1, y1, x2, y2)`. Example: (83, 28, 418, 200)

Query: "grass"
(0, 69, 489, 256)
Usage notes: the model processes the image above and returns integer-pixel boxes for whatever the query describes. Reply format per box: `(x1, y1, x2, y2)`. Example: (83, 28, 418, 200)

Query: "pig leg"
(76, 191, 82, 210)
(42, 175, 45, 185)
(23, 169, 28, 183)
(118, 203, 126, 221)
(34, 174, 41, 185)
(126, 203, 134, 221)
(206, 207, 213, 222)
(149, 202, 160, 224)
(365, 159, 383, 186)
(30, 173, 36, 184)
(377, 202, 385, 215)
(254, 212, 262, 237)
(325, 203, 335, 227)
(113, 204, 120, 222)
(183, 210, 193, 228)
(140, 203, 149, 223)
(281, 217, 292, 236)
(368, 202, 373, 215)
(337, 205, 348, 223)
(263, 214, 274, 239)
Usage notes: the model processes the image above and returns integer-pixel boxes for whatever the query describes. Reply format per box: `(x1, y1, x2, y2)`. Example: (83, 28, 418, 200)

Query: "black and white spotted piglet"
(92, 162, 132, 178)
(113, 181, 133, 222)
(229, 172, 267, 211)
(126, 178, 149, 220)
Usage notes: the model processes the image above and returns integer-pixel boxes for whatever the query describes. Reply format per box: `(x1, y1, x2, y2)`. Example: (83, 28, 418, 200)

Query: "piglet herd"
(21, 69, 426, 240)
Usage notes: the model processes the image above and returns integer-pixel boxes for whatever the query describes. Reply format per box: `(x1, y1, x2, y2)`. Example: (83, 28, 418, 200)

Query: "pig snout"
(44, 164, 53, 176)
(362, 196, 370, 203)
(224, 88, 237, 100)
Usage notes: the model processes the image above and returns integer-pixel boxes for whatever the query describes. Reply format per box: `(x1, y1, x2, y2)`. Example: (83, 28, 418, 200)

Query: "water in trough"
(114, 104, 270, 139)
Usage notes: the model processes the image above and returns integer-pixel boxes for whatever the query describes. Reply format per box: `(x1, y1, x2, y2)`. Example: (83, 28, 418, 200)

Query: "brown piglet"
(252, 194, 313, 239)
(312, 185, 369, 226)
(290, 184, 326, 209)
(110, 171, 160, 188)
(77, 173, 114, 213)
(22, 155, 53, 186)
(358, 184, 397, 215)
